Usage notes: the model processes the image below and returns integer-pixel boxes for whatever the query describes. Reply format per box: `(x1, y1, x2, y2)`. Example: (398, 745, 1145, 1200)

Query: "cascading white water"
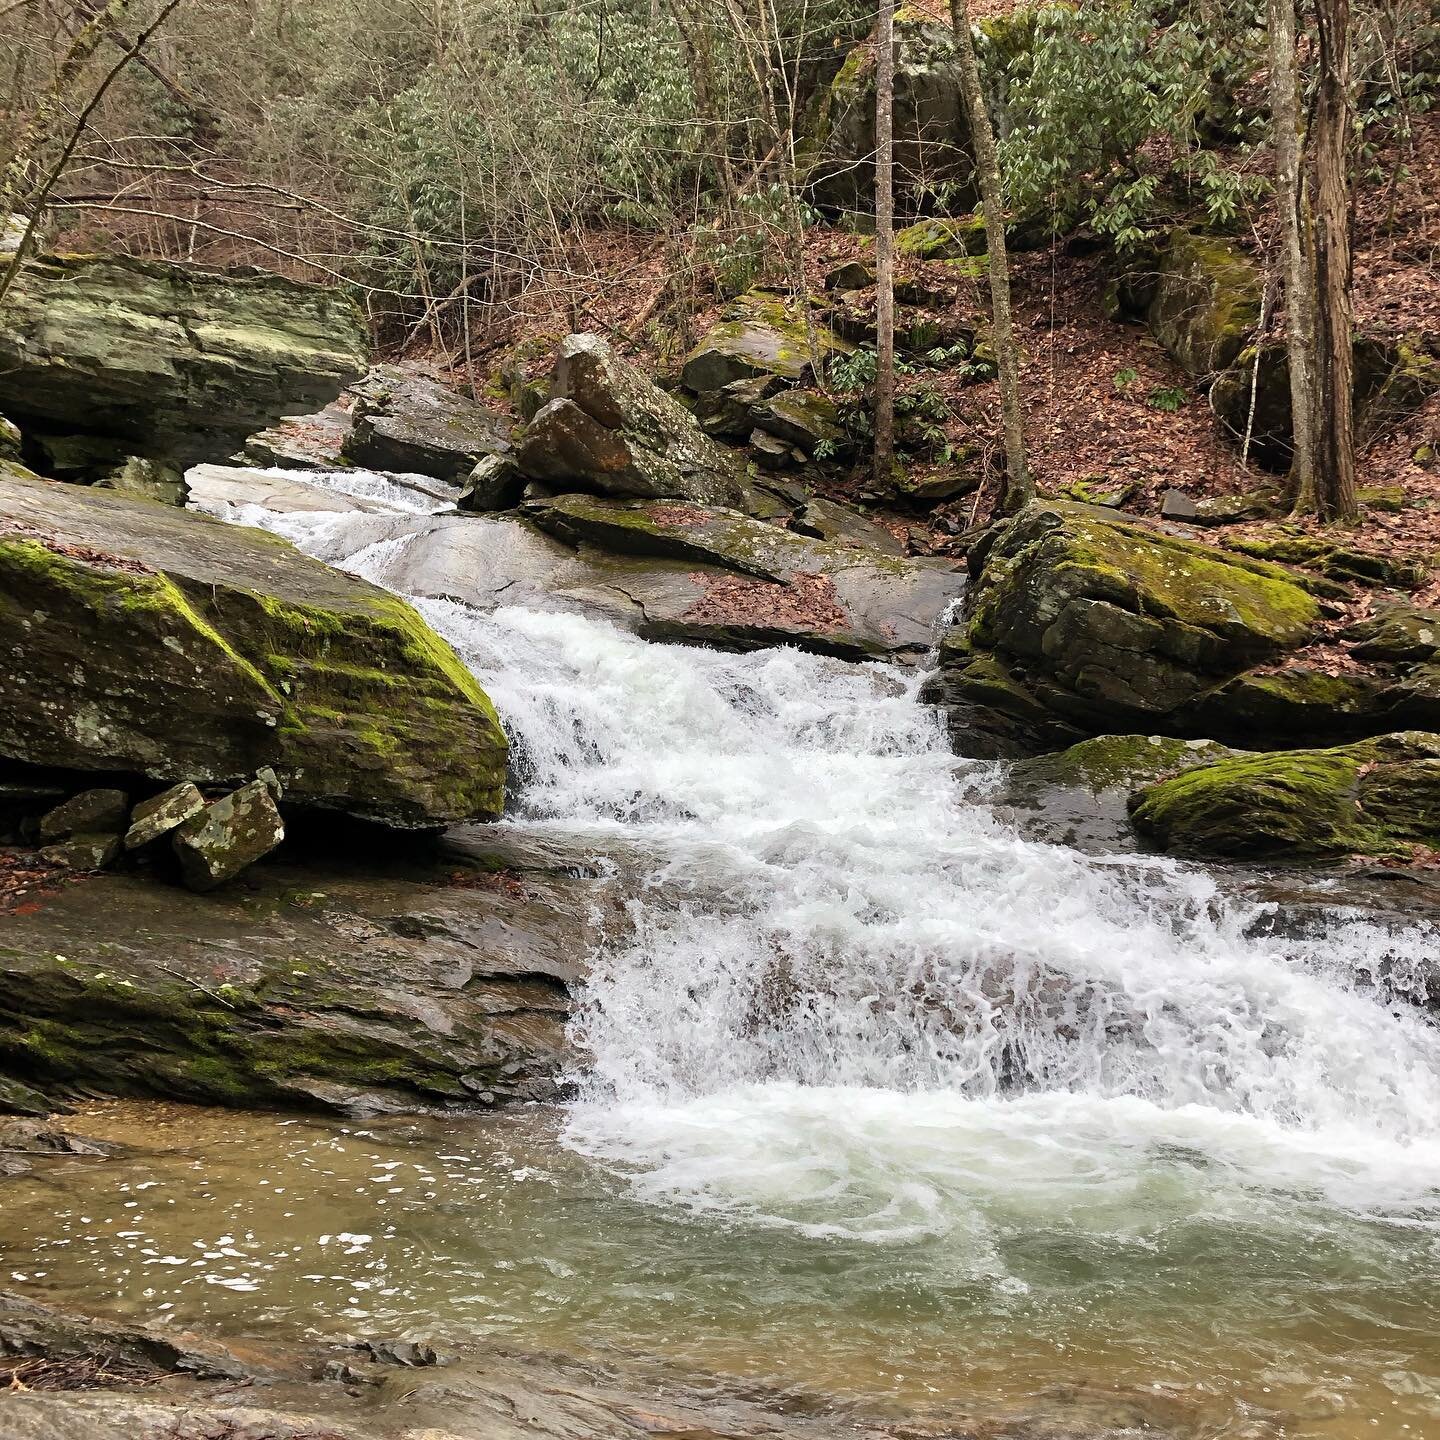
(202, 469, 1440, 1243)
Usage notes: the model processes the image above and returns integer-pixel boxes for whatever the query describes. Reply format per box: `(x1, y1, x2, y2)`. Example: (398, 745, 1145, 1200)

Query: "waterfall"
(202, 470, 1440, 1242)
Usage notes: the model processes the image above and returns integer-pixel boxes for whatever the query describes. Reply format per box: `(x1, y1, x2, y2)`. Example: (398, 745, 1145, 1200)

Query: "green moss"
(1129, 733, 1440, 858)
(896, 217, 988, 261)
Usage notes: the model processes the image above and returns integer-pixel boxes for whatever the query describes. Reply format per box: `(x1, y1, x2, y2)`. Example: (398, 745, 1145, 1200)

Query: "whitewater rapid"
(204, 469, 1440, 1243)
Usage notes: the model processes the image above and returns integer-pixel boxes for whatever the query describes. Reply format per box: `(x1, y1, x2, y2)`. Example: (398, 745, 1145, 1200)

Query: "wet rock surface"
(0, 832, 602, 1116)
(343, 366, 510, 481)
(924, 501, 1325, 756)
(0, 1287, 1209, 1440)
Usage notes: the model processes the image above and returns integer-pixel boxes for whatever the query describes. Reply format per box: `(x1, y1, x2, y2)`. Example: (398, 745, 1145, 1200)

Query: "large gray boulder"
(342, 364, 510, 480)
(0, 471, 507, 827)
(0, 254, 367, 468)
(803, 14, 975, 217)
(515, 334, 748, 506)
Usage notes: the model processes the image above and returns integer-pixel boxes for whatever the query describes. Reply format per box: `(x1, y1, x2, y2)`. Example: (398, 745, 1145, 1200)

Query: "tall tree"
(873, 0, 896, 489)
(1267, 0, 1319, 513)
(1310, 0, 1359, 521)
(949, 0, 1032, 511)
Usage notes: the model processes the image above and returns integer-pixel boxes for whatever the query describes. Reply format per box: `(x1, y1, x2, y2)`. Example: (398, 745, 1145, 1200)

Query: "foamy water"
(199, 468, 1440, 1244)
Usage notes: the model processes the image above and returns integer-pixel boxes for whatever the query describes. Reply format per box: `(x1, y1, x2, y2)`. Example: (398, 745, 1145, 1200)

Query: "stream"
(5, 466, 1439, 1437)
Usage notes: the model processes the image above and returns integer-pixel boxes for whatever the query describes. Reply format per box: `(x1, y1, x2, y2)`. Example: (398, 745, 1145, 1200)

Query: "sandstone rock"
(94, 456, 188, 507)
(791, 496, 905, 554)
(243, 401, 354, 470)
(343, 365, 509, 480)
(0, 254, 367, 466)
(1343, 606, 1440, 664)
(39, 833, 123, 871)
(124, 782, 206, 849)
(895, 215, 988, 260)
(993, 733, 1237, 851)
(0, 474, 507, 827)
(824, 259, 876, 290)
(0, 840, 598, 1113)
(523, 492, 960, 659)
(922, 501, 1322, 756)
(172, 779, 286, 891)
(0, 414, 19, 462)
(1130, 731, 1440, 858)
(804, 14, 974, 216)
(39, 789, 129, 842)
(681, 291, 849, 396)
(1222, 526, 1428, 588)
(517, 334, 747, 506)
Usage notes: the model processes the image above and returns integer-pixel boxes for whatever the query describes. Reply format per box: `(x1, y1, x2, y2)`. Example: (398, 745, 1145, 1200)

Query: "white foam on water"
(203, 468, 1440, 1248)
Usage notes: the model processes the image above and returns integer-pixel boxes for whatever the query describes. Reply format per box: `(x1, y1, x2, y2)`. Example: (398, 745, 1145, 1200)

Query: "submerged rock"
(0, 474, 507, 827)
(1130, 731, 1440, 858)
(0, 253, 367, 468)
(343, 365, 509, 481)
(172, 779, 285, 891)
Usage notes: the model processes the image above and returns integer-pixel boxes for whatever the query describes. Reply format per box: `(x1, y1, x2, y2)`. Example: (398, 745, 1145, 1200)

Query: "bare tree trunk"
(1311, 0, 1359, 521)
(949, 0, 1030, 511)
(0, 0, 132, 217)
(1268, 0, 1319, 513)
(873, 0, 896, 489)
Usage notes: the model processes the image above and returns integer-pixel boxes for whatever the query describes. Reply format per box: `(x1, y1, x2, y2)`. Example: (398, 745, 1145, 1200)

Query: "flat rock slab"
(0, 839, 605, 1115)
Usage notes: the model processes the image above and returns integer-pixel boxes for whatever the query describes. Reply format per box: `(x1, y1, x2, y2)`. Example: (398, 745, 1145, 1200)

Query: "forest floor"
(435, 109, 1438, 573)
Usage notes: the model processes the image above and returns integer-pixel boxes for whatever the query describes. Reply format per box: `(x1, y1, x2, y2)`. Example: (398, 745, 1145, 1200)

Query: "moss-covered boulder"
(895, 215, 988, 260)
(0, 254, 367, 468)
(1222, 526, 1428, 588)
(922, 501, 1322, 755)
(1146, 231, 1262, 379)
(1343, 606, 1440, 664)
(342, 364, 510, 482)
(681, 291, 850, 395)
(0, 843, 595, 1114)
(517, 333, 748, 507)
(0, 473, 506, 827)
(1130, 732, 1440, 858)
(994, 733, 1236, 850)
(803, 13, 975, 217)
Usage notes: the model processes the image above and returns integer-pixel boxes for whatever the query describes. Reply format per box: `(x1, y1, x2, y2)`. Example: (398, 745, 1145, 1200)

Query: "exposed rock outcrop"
(0, 254, 367, 471)
(0, 836, 595, 1115)
(342, 364, 509, 480)
(1130, 731, 1440, 858)
(516, 333, 748, 506)
(1145, 230, 1262, 379)
(0, 473, 507, 827)
(922, 501, 1325, 755)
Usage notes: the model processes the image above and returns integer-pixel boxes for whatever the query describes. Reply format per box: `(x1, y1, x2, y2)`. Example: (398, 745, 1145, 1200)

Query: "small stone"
(255, 766, 284, 800)
(1160, 487, 1200, 519)
(40, 832, 122, 870)
(39, 788, 129, 842)
(172, 780, 285, 892)
(124, 782, 206, 850)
